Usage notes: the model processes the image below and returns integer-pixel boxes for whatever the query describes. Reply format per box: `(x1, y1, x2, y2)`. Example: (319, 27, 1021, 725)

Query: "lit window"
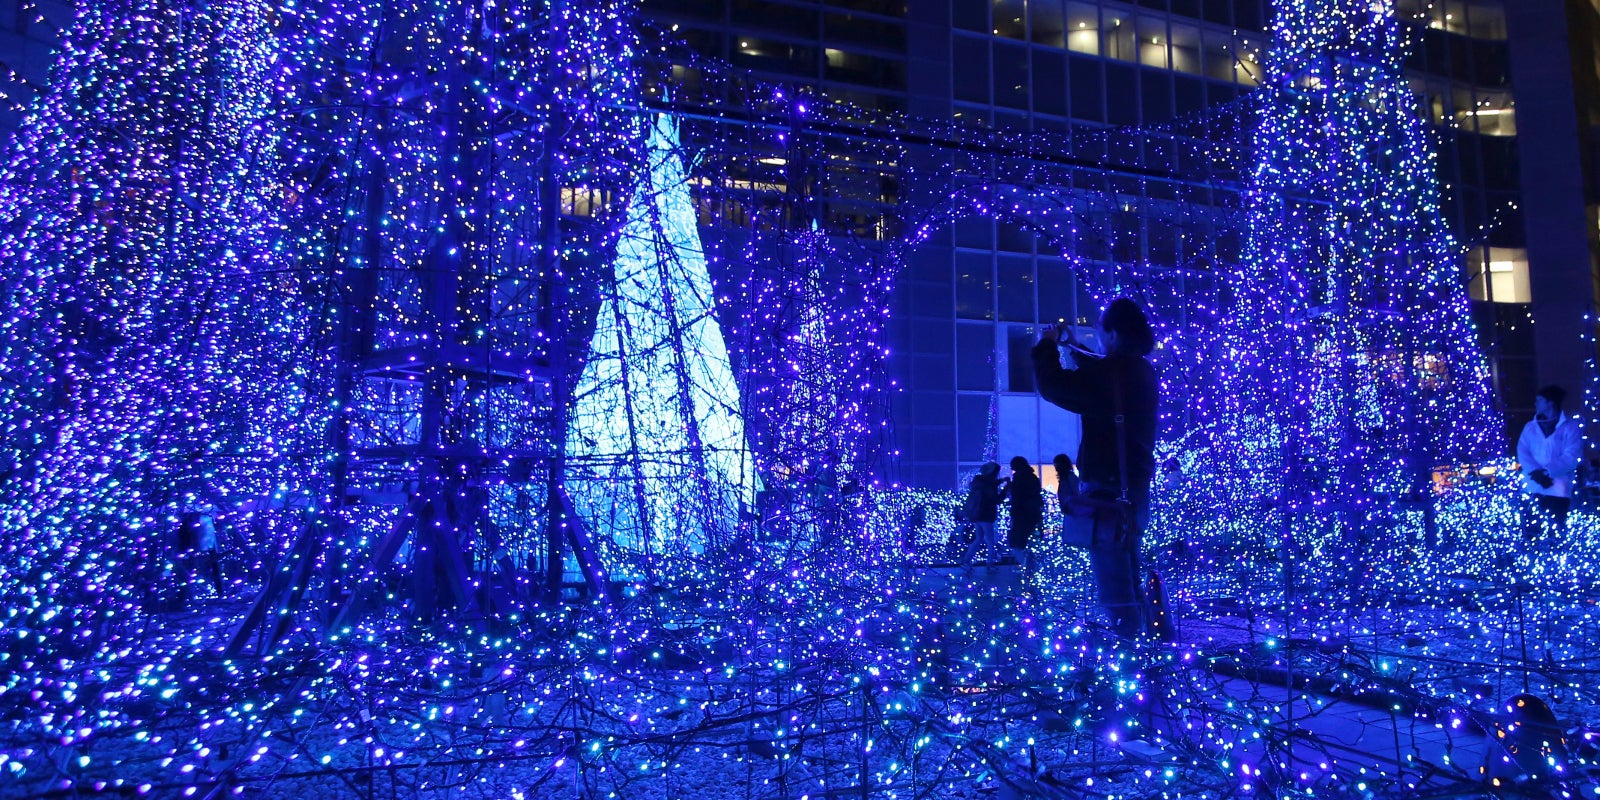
(1466, 246, 1530, 303)
(1136, 17, 1168, 70)
(560, 187, 609, 218)
(1102, 11, 1134, 62)
(1470, 91, 1516, 136)
(1395, 0, 1505, 39)
(1169, 24, 1202, 75)
(1065, 3, 1099, 56)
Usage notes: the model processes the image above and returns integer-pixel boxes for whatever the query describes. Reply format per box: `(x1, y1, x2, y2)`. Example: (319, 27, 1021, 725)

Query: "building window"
(1202, 29, 1242, 83)
(957, 393, 992, 462)
(1395, 0, 1507, 41)
(642, 0, 721, 23)
(1136, 16, 1168, 70)
(997, 253, 1035, 321)
(1005, 325, 1037, 392)
(1142, 69, 1174, 123)
(1234, 36, 1262, 86)
(952, 35, 990, 104)
(1036, 259, 1077, 324)
(1105, 62, 1139, 126)
(561, 187, 610, 217)
(830, 0, 907, 14)
(1465, 1, 1507, 39)
(1170, 23, 1202, 75)
(1069, 54, 1104, 122)
(955, 250, 996, 319)
(824, 48, 906, 87)
(1467, 246, 1531, 303)
(731, 37, 819, 78)
(1033, 50, 1067, 116)
(1102, 8, 1136, 62)
(954, 0, 987, 32)
(1412, 80, 1515, 136)
(956, 322, 995, 390)
(1029, 0, 1066, 48)
(1065, 2, 1100, 55)
(733, 0, 818, 37)
(824, 13, 907, 51)
(1470, 90, 1516, 136)
(993, 0, 1026, 40)
(993, 40, 1029, 109)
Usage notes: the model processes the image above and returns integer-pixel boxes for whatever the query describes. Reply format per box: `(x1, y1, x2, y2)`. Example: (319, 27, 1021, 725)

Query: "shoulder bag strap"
(1112, 359, 1130, 505)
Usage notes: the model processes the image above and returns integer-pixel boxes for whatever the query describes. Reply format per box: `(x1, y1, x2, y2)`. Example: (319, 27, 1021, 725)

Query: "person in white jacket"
(1517, 385, 1582, 538)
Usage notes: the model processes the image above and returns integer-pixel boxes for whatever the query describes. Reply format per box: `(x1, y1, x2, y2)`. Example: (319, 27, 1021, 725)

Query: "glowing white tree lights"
(565, 114, 758, 569)
(1207, 0, 1500, 508)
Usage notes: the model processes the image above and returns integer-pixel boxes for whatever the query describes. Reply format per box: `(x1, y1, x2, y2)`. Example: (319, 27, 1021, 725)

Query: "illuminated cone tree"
(565, 115, 759, 573)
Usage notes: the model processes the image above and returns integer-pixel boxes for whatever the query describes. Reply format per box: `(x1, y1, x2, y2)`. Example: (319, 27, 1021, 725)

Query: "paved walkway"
(897, 562, 1561, 796)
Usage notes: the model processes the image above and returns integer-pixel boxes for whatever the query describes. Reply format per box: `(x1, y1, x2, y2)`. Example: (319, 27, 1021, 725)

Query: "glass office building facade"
(638, 0, 1600, 487)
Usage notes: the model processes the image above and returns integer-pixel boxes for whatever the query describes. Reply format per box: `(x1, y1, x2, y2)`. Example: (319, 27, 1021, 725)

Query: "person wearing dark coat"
(1006, 456, 1044, 580)
(1033, 298, 1160, 636)
(959, 462, 1007, 572)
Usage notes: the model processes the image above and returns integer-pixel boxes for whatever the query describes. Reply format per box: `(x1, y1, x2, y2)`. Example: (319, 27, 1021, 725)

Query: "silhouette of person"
(1034, 298, 1159, 636)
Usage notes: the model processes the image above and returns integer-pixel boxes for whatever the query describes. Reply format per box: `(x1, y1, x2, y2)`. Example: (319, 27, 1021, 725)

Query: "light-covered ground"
(2, 499, 1597, 799)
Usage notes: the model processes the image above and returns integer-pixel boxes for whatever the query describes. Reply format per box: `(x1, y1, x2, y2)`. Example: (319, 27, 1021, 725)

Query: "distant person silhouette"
(960, 462, 1007, 573)
(1052, 453, 1079, 517)
(1006, 457, 1043, 580)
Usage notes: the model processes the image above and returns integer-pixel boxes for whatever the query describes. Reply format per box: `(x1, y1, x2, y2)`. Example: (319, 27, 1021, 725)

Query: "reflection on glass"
(1467, 246, 1530, 303)
(1170, 24, 1202, 75)
(1392, 0, 1426, 22)
(1202, 29, 1234, 82)
(1234, 36, 1261, 86)
(956, 322, 995, 390)
(1452, 86, 1476, 130)
(1006, 326, 1039, 392)
(993, 41, 1030, 110)
(1467, 0, 1506, 39)
(952, 35, 989, 104)
(994, 0, 1026, 39)
(956, 261, 996, 320)
(1137, 16, 1168, 69)
(1395, 0, 1505, 39)
(1102, 11, 1135, 61)
(997, 255, 1035, 322)
(1472, 91, 1516, 136)
(1029, 0, 1066, 47)
(1435, 0, 1469, 36)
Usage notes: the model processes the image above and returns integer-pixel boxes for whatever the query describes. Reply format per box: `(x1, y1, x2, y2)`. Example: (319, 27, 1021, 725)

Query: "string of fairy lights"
(0, 0, 1595, 797)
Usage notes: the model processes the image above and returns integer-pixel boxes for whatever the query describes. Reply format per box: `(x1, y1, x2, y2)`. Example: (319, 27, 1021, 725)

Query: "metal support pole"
(537, 27, 571, 599)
